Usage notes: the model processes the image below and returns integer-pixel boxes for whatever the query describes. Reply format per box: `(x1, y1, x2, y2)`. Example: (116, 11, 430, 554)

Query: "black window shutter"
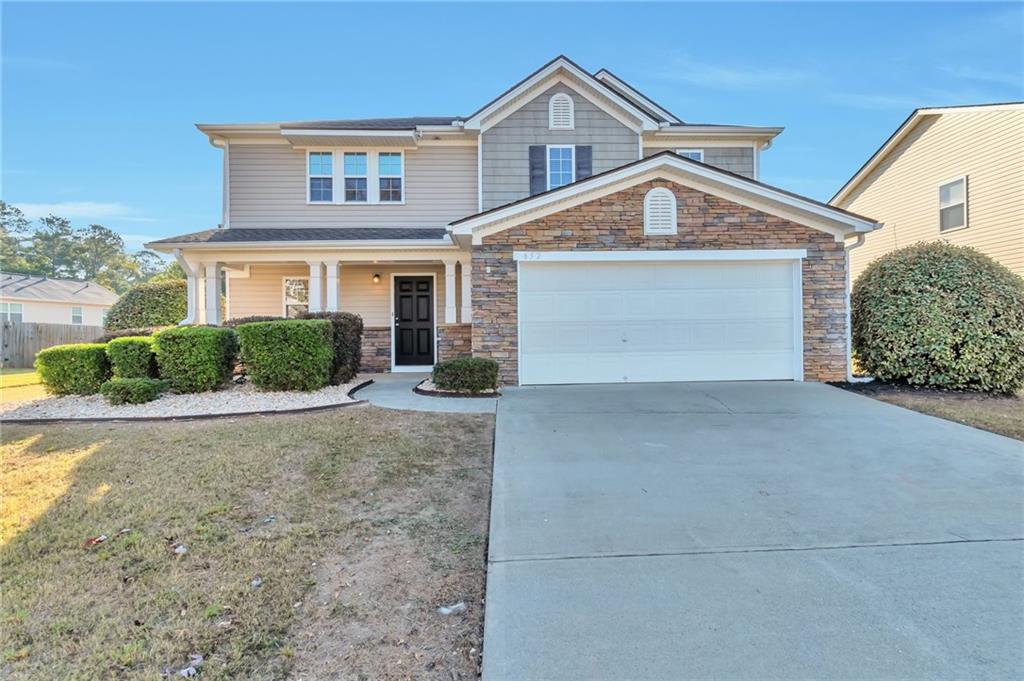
(575, 145, 593, 180)
(529, 145, 546, 195)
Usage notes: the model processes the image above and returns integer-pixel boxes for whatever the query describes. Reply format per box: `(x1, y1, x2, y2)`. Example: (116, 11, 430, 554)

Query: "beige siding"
(1, 299, 109, 326)
(839, 109, 1024, 278)
(228, 144, 478, 229)
(226, 263, 453, 328)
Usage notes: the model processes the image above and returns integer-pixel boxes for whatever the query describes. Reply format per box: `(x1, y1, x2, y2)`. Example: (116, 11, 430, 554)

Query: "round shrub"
(35, 343, 111, 395)
(154, 326, 238, 393)
(432, 357, 499, 393)
(106, 336, 157, 378)
(100, 377, 169, 405)
(105, 280, 187, 331)
(852, 242, 1024, 393)
(298, 311, 364, 384)
(97, 326, 165, 343)
(223, 315, 283, 328)
(236, 320, 333, 391)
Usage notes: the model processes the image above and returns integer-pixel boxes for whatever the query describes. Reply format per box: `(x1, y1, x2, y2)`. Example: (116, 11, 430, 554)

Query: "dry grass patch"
(1, 406, 493, 679)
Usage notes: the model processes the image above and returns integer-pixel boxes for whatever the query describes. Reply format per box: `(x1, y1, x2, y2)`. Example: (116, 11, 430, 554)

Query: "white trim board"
(513, 249, 807, 262)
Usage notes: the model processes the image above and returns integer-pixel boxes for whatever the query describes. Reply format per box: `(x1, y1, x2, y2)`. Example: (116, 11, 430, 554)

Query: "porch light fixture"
(372, 273, 381, 284)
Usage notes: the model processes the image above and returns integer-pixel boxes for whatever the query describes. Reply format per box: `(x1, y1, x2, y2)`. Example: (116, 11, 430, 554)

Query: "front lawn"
(0, 369, 47, 404)
(1, 407, 494, 679)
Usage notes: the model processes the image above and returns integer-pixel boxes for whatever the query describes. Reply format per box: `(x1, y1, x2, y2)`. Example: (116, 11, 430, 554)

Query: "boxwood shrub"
(298, 311, 364, 383)
(100, 377, 170, 405)
(97, 326, 165, 343)
(104, 280, 187, 330)
(852, 242, 1024, 393)
(432, 357, 499, 393)
(223, 315, 283, 328)
(106, 336, 157, 378)
(35, 343, 111, 395)
(236, 319, 333, 391)
(154, 326, 238, 393)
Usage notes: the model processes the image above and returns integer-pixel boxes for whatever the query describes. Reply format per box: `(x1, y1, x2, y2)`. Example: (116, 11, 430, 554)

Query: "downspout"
(174, 248, 198, 326)
(209, 136, 230, 229)
(844, 232, 873, 382)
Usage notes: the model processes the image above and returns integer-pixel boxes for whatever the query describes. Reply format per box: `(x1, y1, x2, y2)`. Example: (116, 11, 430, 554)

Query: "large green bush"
(852, 242, 1024, 393)
(298, 311, 363, 384)
(35, 343, 111, 395)
(106, 336, 157, 378)
(104, 280, 187, 331)
(432, 357, 499, 393)
(236, 320, 333, 391)
(97, 326, 165, 343)
(100, 377, 170, 405)
(223, 315, 283, 328)
(154, 326, 238, 393)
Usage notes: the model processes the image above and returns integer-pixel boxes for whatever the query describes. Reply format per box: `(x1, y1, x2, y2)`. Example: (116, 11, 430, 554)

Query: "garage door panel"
(518, 259, 800, 385)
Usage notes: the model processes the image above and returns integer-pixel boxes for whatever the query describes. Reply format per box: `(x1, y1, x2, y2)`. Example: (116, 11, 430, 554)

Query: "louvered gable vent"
(548, 93, 574, 130)
(644, 188, 677, 235)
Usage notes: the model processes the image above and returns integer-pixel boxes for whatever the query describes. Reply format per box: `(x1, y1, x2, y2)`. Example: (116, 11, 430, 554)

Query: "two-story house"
(148, 56, 880, 386)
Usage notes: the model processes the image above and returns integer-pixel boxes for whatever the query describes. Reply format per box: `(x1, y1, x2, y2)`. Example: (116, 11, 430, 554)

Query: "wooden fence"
(1, 321, 105, 368)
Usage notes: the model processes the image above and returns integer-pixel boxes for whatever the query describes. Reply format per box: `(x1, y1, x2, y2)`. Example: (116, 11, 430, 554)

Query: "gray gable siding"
(644, 146, 755, 178)
(228, 143, 478, 229)
(480, 83, 639, 210)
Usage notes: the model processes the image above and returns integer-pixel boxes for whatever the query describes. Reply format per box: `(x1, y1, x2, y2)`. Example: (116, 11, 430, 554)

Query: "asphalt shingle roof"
(280, 117, 460, 130)
(0, 272, 119, 305)
(148, 227, 449, 245)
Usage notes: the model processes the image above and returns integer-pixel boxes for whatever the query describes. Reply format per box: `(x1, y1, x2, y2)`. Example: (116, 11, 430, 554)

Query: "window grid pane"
(379, 177, 403, 202)
(71, 306, 83, 324)
(379, 152, 402, 177)
(548, 147, 574, 190)
(344, 153, 367, 176)
(310, 177, 333, 202)
(308, 152, 333, 176)
(345, 177, 368, 202)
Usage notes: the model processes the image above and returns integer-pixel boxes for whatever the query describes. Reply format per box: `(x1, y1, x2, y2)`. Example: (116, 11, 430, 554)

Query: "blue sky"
(3, 2, 1021, 252)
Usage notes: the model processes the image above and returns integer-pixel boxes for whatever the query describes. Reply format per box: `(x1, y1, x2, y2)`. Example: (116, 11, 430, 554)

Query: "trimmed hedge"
(154, 326, 238, 393)
(106, 336, 157, 378)
(97, 326, 165, 343)
(236, 320, 333, 391)
(432, 357, 499, 393)
(35, 343, 111, 395)
(100, 377, 170, 405)
(223, 315, 283, 328)
(298, 311, 363, 384)
(852, 242, 1024, 393)
(105, 280, 187, 331)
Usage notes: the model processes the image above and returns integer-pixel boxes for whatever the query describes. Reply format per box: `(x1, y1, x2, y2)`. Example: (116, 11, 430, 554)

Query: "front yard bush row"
(105, 336, 157, 378)
(236, 320, 334, 391)
(298, 311, 363, 383)
(432, 357, 499, 393)
(35, 344, 111, 395)
(100, 377, 170, 405)
(154, 326, 238, 393)
(104, 280, 188, 331)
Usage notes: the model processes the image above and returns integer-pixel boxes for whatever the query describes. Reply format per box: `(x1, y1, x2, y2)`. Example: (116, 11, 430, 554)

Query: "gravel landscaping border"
(0, 379, 374, 425)
(413, 378, 501, 399)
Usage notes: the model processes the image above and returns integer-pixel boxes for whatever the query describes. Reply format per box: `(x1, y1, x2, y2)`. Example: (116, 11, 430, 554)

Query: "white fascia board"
(146, 238, 456, 252)
(652, 125, 784, 138)
(463, 57, 659, 132)
(593, 70, 681, 124)
(282, 129, 418, 139)
(450, 155, 879, 239)
(514, 249, 807, 262)
(152, 248, 466, 264)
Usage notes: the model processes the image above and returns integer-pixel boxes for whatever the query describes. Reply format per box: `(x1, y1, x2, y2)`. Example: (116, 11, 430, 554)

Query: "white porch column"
(459, 258, 472, 324)
(307, 261, 323, 313)
(202, 262, 222, 326)
(182, 273, 200, 325)
(443, 259, 457, 323)
(324, 260, 340, 312)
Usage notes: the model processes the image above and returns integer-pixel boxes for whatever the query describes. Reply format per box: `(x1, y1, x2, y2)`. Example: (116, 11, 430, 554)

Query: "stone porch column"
(202, 262, 222, 326)
(459, 258, 472, 324)
(307, 261, 323, 313)
(443, 259, 458, 323)
(324, 260, 340, 312)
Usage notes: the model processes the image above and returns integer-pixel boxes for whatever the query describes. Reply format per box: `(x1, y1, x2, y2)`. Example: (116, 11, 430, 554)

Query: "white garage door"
(517, 257, 802, 385)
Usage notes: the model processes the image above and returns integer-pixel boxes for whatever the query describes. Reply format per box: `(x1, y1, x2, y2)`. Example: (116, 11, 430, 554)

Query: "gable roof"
(593, 68, 683, 124)
(0, 272, 119, 305)
(831, 101, 1024, 206)
(450, 151, 880, 244)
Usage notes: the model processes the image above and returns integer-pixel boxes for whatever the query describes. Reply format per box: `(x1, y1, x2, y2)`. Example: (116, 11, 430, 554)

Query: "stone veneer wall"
(472, 179, 849, 385)
(360, 327, 391, 372)
(437, 324, 472, 362)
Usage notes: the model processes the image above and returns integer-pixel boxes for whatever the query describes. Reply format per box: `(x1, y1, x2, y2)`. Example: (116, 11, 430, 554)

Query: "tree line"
(0, 201, 183, 294)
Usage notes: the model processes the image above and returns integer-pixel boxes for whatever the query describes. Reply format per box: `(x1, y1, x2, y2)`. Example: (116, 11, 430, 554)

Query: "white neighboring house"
(0, 272, 118, 327)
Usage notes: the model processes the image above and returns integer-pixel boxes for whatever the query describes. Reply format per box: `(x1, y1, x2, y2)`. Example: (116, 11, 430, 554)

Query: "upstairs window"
(675, 149, 704, 162)
(344, 152, 368, 202)
(549, 93, 575, 130)
(308, 151, 333, 202)
(378, 152, 403, 202)
(547, 145, 575, 190)
(71, 306, 83, 325)
(644, 188, 677, 235)
(939, 176, 967, 231)
(0, 302, 23, 322)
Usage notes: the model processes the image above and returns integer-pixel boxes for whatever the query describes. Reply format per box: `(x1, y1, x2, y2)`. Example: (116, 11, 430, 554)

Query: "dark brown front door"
(394, 276, 434, 366)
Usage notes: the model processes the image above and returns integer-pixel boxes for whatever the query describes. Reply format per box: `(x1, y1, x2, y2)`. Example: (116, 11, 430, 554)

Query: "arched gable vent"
(644, 188, 678, 235)
(548, 93, 575, 130)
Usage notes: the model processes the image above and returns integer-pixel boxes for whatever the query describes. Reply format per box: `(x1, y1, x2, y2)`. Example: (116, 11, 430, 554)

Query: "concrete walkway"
(482, 381, 1024, 680)
(355, 373, 498, 414)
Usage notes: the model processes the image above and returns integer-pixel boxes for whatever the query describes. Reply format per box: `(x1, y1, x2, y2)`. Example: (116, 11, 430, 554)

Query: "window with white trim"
(939, 177, 967, 231)
(283, 277, 309, 318)
(0, 302, 23, 322)
(547, 145, 575, 190)
(343, 152, 368, 202)
(378, 152, 403, 202)
(675, 148, 704, 162)
(308, 151, 333, 202)
(549, 93, 574, 130)
(644, 188, 677, 235)
(71, 306, 83, 325)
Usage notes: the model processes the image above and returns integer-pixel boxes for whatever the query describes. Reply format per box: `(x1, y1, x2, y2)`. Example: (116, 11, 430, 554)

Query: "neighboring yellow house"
(832, 102, 1023, 280)
(0, 272, 118, 326)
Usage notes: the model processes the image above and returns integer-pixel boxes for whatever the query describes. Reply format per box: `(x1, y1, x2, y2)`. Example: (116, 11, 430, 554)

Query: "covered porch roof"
(146, 227, 454, 251)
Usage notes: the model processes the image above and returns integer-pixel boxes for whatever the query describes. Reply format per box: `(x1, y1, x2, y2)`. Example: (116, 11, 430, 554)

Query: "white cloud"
(658, 53, 813, 91)
(13, 201, 155, 223)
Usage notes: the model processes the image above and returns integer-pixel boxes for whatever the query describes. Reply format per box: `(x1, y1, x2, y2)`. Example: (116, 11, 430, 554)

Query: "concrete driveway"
(482, 381, 1023, 680)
